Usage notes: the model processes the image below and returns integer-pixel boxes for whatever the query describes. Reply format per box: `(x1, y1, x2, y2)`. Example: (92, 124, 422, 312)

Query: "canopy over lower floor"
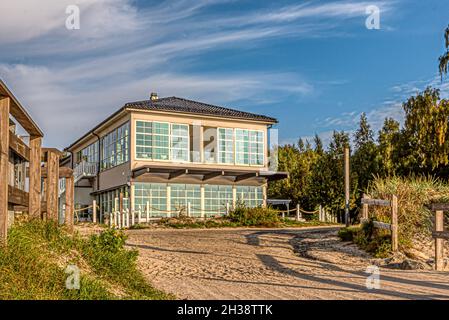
(132, 165, 288, 184)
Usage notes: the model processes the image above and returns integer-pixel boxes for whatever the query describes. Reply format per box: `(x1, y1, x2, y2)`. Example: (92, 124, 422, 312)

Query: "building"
(63, 93, 287, 222)
(0, 79, 44, 243)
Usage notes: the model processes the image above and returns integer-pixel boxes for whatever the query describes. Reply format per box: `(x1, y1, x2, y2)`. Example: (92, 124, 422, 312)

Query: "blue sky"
(0, 0, 448, 148)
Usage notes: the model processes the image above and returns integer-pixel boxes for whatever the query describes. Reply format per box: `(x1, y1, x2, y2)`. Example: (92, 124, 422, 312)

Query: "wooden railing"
(361, 194, 398, 252)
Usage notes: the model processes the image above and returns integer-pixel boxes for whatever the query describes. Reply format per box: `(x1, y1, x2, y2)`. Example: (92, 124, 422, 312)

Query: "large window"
(218, 128, 264, 165)
(100, 122, 129, 170)
(78, 141, 99, 164)
(204, 185, 233, 216)
(218, 128, 234, 164)
(170, 184, 201, 217)
(236, 186, 263, 207)
(134, 183, 167, 217)
(136, 121, 189, 161)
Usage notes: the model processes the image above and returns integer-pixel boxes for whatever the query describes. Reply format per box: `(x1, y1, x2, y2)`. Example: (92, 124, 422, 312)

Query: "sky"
(0, 0, 448, 148)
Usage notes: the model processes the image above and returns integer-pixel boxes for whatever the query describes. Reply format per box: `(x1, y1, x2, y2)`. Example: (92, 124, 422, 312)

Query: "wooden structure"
(0, 80, 44, 244)
(429, 203, 449, 271)
(361, 194, 398, 252)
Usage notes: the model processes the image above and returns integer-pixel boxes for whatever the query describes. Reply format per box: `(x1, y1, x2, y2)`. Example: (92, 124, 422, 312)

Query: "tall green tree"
(402, 87, 449, 174)
(352, 113, 380, 194)
(377, 117, 400, 176)
(439, 25, 449, 79)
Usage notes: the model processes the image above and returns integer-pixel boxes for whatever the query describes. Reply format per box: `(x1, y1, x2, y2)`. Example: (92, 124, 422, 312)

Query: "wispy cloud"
(0, 0, 397, 147)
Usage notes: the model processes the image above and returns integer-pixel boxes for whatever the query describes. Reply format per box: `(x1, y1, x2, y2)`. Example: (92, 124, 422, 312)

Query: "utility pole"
(344, 147, 350, 226)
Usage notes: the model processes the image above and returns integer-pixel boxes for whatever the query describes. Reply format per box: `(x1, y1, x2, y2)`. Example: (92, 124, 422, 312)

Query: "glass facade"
(170, 184, 201, 217)
(236, 186, 264, 207)
(100, 122, 130, 170)
(204, 185, 233, 216)
(77, 141, 99, 164)
(235, 129, 264, 165)
(218, 128, 234, 164)
(134, 183, 167, 217)
(98, 185, 130, 217)
(136, 120, 189, 161)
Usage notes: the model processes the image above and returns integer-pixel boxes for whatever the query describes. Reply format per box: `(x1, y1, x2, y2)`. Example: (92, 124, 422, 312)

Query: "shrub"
(338, 226, 361, 241)
(367, 175, 449, 252)
(228, 203, 280, 227)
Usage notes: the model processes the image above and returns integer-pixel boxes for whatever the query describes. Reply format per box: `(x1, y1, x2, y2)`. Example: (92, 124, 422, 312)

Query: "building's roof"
(66, 96, 277, 150)
(125, 97, 278, 123)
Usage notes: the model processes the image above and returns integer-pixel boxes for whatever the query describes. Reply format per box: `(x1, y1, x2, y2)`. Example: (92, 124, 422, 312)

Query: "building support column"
(166, 185, 171, 217)
(262, 183, 267, 208)
(0, 97, 10, 245)
(46, 150, 60, 222)
(65, 175, 74, 232)
(200, 185, 205, 218)
(130, 182, 135, 225)
(28, 136, 42, 218)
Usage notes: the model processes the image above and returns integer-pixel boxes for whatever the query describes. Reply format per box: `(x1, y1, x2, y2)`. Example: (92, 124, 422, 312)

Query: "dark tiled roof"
(124, 97, 277, 123)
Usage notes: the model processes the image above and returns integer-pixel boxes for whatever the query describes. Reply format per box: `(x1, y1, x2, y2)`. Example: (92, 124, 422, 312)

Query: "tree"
(402, 87, 449, 174)
(377, 117, 400, 176)
(352, 113, 380, 194)
(439, 25, 449, 80)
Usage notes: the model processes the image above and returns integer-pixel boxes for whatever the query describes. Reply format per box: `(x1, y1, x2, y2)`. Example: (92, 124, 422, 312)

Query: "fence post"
(137, 210, 141, 224)
(226, 202, 230, 216)
(187, 202, 191, 217)
(362, 194, 369, 221)
(296, 204, 300, 221)
(146, 201, 150, 223)
(435, 210, 444, 271)
(391, 195, 398, 252)
(92, 200, 97, 224)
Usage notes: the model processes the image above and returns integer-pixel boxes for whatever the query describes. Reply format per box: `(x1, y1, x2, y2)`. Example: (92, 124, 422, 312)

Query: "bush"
(338, 226, 361, 241)
(228, 203, 280, 227)
(367, 175, 449, 252)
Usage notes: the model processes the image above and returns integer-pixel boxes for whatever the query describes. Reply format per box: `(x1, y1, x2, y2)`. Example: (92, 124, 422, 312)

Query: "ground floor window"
(134, 183, 167, 217)
(236, 186, 263, 207)
(171, 184, 201, 217)
(98, 185, 129, 216)
(204, 185, 233, 216)
(97, 183, 264, 219)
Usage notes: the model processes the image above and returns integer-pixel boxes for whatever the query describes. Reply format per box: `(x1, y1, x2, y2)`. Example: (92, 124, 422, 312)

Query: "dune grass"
(0, 220, 172, 300)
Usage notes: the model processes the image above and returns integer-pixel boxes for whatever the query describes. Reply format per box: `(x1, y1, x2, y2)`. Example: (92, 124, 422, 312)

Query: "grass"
(0, 219, 172, 300)
(366, 175, 449, 252)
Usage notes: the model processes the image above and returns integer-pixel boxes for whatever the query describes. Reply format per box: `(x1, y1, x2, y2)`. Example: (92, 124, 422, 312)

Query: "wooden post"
(435, 210, 444, 271)
(28, 136, 42, 218)
(296, 204, 300, 221)
(391, 195, 398, 252)
(344, 147, 350, 227)
(45, 150, 59, 222)
(187, 202, 191, 217)
(226, 202, 230, 216)
(92, 200, 97, 224)
(362, 194, 369, 221)
(0, 97, 10, 245)
(65, 176, 74, 232)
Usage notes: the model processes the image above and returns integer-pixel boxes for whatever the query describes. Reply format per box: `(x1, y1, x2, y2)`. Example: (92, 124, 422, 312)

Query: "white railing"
(74, 161, 97, 180)
(59, 161, 97, 197)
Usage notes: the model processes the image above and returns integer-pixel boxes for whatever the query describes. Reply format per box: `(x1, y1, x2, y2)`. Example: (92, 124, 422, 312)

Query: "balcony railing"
(59, 161, 97, 196)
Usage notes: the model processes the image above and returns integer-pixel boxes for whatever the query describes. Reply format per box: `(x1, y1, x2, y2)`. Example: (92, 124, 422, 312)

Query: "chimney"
(150, 92, 158, 101)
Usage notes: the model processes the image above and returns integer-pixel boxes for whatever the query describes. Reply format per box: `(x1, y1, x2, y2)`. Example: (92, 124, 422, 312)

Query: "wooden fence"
(361, 194, 398, 252)
(430, 203, 449, 271)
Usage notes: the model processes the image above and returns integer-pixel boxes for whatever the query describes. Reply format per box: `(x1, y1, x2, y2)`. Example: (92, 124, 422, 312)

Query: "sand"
(126, 226, 449, 300)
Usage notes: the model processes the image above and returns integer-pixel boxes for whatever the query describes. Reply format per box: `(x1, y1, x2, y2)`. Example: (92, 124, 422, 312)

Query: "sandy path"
(126, 227, 449, 300)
